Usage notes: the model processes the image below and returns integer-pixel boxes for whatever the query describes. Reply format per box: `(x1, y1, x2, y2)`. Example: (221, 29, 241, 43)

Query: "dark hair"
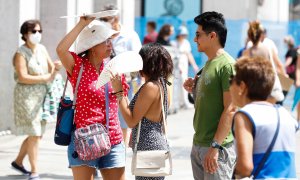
(103, 4, 118, 10)
(139, 43, 173, 81)
(20, 20, 42, 42)
(247, 21, 264, 46)
(235, 56, 275, 100)
(194, 11, 227, 47)
(147, 21, 156, 30)
(157, 24, 173, 39)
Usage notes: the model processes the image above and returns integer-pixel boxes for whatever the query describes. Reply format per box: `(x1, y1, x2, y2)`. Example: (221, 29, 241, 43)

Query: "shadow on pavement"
(0, 173, 73, 180)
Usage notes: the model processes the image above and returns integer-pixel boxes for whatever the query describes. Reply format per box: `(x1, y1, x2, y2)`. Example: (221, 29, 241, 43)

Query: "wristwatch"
(210, 140, 224, 150)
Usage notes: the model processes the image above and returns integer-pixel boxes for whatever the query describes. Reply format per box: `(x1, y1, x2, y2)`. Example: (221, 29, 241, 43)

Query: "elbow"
(56, 45, 65, 57)
(56, 46, 62, 56)
(235, 163, 253, 177)
(127, 121, 138, 128)
(124, 118, 138, 128)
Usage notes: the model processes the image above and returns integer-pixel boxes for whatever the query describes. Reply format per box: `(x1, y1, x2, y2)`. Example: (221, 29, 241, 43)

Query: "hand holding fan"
(96, 51, 143, 89)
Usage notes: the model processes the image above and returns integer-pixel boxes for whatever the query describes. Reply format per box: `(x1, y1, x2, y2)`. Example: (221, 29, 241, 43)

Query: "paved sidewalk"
(0, 108, 299, 180)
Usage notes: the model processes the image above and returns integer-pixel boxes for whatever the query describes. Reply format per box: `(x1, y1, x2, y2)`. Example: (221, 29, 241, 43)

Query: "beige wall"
(0, 0, 135, 132)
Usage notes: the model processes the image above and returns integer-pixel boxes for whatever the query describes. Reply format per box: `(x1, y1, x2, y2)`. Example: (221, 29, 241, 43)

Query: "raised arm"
(56, 17, 95, 75)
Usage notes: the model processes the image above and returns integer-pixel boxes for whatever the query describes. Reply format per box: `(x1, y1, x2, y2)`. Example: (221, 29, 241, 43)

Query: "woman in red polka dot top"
(56, 16, 129, 180)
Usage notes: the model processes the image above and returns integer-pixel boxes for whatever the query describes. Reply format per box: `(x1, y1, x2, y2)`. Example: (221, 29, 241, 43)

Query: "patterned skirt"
(14, 83, 47, 136)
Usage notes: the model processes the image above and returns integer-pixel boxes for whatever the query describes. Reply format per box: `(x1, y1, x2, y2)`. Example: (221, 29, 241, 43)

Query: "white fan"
(60, 10, 118, 19)
(96, 51, 143, 89)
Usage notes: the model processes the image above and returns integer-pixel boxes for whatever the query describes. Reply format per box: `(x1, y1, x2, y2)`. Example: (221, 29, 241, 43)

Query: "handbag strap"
(252, 105, 280, 178)
(104, 83, 110, 130)
(60, 65, 84, 109)
(72, 65, 84, 108)
(134, 80, 168, 153)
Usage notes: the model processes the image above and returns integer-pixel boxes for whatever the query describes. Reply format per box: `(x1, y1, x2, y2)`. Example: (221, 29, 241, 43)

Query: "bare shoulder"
(139, 81, 160, 97)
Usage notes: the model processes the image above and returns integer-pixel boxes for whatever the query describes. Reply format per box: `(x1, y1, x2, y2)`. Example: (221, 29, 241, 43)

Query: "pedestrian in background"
(100, 4, 142, 148)
(12, 19, 58, 180)
(284, 35, 297, 80)
(56, 17, 128, 180)
(143, 21, 158, 44)
(231, 56, 298, 179)
(156, 24, 174, 46)
(110, 43, 173, 180)
(183, 11, 236, 179)
(171, 25, 198, 109)
(243, 21, 284, 104)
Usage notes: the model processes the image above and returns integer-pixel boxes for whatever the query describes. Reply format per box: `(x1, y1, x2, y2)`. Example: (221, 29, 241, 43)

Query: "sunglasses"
(31, 29, 43, 34)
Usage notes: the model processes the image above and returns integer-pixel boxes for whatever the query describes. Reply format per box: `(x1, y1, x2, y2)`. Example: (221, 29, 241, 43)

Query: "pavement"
(0, 107, 299, 180)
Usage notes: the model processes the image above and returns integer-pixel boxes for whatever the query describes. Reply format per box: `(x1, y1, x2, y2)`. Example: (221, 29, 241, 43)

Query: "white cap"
(177, 26, 189, 36)
(76, 20, 118, 54)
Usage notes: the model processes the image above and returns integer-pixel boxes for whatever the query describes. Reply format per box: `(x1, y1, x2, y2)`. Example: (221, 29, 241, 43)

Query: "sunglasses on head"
(31, 29, 42, 34)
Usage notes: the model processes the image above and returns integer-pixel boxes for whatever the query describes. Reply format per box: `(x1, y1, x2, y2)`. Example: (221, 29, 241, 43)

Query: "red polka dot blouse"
(67, 52, 129, 145)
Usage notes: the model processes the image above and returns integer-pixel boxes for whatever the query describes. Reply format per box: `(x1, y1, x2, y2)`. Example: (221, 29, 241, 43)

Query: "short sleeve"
(220, 63, 235, 92)
(16, 46, 29, 61)
(66, 51, 84, 89)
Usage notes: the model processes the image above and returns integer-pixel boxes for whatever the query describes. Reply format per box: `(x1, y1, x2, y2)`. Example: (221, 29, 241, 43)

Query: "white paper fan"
(96, 51, 143, 89)
(60, 10, 118, 19)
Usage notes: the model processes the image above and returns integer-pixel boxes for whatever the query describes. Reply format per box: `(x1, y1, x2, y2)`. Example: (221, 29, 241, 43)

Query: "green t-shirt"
(193, 52, 235, 147)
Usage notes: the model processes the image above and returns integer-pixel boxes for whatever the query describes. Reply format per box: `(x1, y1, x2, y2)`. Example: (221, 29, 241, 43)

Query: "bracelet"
(111, 90, 123, 95)
(116, 93, 124, 102)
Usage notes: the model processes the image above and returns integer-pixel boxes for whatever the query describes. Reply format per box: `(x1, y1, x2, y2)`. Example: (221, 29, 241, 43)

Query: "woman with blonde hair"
(243, 21, 284, 103)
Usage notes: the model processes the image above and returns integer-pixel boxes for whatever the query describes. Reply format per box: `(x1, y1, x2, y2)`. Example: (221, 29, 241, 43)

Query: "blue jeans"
(67, 132, 125, 169)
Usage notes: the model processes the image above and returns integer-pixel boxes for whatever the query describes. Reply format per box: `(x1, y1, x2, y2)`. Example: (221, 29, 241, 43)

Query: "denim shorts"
(67, 132, 126, 169)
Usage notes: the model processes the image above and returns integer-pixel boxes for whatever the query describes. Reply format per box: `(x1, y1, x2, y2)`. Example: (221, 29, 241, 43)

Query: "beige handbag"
(131, 84, 172, 177)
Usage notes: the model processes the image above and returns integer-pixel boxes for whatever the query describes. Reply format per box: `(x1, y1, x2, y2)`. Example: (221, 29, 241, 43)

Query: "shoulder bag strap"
(61, 78, 68, 99)
(252, 105, 280, 178)
(72, 65, 84, 109)
(104, 83, 110, 131)
(159, 81, 168, 140)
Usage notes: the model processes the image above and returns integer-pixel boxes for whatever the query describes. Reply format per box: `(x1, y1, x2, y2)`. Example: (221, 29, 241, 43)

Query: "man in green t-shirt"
(183, 11, 236, 179)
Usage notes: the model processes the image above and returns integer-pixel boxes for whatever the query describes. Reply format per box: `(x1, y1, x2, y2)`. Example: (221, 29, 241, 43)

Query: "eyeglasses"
(31, 29, 43, 34)
(104, 38, 112, 46)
